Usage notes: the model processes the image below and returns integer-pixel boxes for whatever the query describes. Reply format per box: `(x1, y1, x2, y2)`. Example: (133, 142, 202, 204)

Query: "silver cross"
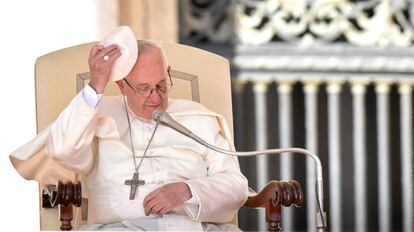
(124, 172, 145, 200)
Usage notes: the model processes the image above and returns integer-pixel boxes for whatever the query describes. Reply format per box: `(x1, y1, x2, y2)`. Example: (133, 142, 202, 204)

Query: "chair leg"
(59, 205, 73, 231)
(266, 199, 282, 231)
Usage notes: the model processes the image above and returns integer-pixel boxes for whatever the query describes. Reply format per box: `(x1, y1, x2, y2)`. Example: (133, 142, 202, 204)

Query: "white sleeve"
(182, 182, 201, 219)
(46, 88, 100, 173)
(185, 126, 249, 223)
(83, 84, 103, 108)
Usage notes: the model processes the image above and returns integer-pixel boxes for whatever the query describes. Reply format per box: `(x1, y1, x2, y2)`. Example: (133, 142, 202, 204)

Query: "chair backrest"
(35, 41, 234, 230)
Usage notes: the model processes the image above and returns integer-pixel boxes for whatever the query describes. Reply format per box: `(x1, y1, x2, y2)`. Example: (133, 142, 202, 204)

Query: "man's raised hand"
(88, 44, 121, 94)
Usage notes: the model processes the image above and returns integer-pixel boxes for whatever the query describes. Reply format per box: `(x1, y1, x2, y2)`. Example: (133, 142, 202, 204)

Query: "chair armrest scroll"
(42, 181, 82, 231)
(243, 180, 304, 231)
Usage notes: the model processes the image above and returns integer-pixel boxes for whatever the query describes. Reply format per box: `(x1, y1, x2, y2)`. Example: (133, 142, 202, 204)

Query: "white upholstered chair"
(11, 41, 303, 230)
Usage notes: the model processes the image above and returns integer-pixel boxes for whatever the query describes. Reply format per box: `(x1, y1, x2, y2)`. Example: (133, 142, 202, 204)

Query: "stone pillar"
(119, 0, 178, 42)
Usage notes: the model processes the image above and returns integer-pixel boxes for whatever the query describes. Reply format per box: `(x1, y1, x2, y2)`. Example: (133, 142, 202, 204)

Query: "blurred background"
(1, 0, 413, 231)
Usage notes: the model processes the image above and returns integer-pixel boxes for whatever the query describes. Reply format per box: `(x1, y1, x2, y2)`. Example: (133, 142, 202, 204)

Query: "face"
(116, 46, 169, 120)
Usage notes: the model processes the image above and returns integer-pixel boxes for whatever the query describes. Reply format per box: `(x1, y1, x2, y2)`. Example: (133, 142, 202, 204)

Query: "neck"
(124, 97, 152, 121)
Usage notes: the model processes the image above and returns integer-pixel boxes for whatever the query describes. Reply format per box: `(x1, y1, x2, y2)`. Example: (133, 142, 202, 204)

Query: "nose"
(147, 88, 162, 101)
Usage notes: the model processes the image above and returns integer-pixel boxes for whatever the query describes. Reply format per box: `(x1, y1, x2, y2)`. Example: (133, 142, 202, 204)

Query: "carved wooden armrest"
(244, 180, 304, 231)
(42, 181, 82, 231)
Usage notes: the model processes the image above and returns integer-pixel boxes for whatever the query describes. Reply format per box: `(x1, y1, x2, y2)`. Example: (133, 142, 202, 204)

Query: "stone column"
(119, 0, 178, 42)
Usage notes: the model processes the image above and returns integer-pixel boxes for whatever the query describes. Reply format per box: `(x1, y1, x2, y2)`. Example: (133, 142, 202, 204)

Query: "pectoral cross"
(125, 172, 145, 200)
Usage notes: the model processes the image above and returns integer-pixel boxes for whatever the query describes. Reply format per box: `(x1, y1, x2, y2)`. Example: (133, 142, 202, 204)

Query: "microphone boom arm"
(152, 109, 327, 231)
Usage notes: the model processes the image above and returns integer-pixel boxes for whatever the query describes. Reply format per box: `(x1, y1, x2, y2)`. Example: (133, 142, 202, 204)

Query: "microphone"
(152, 109, 206, 144)
(152, 109, 327, 231)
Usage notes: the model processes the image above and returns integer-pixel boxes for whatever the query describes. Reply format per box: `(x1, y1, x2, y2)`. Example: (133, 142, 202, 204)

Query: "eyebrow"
(136, 79, 167, 87)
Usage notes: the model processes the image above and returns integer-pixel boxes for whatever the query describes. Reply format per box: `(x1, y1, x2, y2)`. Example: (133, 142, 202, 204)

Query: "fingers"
(152, 204, 168, 215)
(144, 197, 173, 216)
(143, 188, 172, 216)
(143, 190, 160, 216)
(89, 44, 120, 63)
(143, 191, 156, 207)
(144, 199, 157, 216)
(96, 44, 120, 62)
(104, 47, 122, 64)
(142, 183, 192, 216)
(89, 45, 104, 58)
(87, 44, 121, 93)
(158, 207, 170, 215)
(144, 197, 162, 216)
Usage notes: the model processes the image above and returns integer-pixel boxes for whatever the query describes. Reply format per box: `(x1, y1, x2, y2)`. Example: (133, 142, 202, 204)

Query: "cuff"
(82, 84, 103, 108)
(183, 182, 201, 220)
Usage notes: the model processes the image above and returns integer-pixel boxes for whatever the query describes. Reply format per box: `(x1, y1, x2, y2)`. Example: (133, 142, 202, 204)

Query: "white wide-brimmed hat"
(99, 26, 138, 82)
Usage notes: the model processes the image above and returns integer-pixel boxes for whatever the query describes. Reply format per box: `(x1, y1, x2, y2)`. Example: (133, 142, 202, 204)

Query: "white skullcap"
(99, 26, 138, 81)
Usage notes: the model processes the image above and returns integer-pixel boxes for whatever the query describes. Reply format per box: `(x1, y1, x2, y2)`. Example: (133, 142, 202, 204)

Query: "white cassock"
(10, 87, 249, 231)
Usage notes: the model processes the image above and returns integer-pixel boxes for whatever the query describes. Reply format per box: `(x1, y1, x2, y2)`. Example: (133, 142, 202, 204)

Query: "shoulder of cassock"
(98, 96, 234, 144)
(9, 96, 234, 184)
(167, 98, 235, 147)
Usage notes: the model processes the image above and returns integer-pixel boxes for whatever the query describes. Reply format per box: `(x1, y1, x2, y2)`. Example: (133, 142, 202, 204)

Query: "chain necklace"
(123, 96, 159, 200)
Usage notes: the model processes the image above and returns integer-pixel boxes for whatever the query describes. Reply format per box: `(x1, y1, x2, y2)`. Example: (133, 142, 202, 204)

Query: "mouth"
(145, 103, 162, 109)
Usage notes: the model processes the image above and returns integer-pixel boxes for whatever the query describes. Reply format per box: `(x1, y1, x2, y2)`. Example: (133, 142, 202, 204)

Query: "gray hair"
(137, 40, 169, 68)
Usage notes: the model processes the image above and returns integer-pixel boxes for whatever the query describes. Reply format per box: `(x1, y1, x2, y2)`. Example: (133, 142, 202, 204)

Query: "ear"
(116, 79, 127, 95)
